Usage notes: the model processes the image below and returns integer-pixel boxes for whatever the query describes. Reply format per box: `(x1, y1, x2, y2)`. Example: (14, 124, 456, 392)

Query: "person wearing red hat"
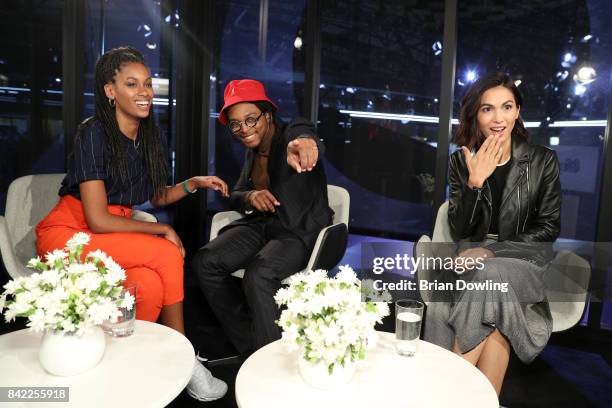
(192, 79, 333, 352)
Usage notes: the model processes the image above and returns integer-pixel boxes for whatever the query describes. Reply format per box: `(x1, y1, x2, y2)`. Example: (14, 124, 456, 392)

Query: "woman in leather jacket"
(425, 72, 561, 396)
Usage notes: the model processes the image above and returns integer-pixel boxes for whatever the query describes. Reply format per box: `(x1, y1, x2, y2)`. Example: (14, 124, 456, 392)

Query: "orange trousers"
(35, 195, 184, 322)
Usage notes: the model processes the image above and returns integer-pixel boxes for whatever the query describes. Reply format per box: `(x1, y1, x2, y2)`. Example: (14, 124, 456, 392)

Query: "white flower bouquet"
(360, 278, 393, 303)
(274, 265, 390, 374)
(0, 233, 134, 335)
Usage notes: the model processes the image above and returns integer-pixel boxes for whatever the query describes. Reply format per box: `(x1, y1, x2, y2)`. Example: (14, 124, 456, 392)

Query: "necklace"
(497, 154, 511, 167)
(133, 138, 140, 149)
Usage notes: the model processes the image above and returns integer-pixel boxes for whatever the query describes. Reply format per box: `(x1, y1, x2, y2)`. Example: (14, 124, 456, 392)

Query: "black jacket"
(227, 118, 333, 250)
(448, 134, 561, 264)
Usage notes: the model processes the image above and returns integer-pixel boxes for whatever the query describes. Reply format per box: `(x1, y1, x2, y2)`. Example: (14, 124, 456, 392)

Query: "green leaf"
(365, 302, 377, 313)
(358, 344, 366, 360)
(23, 307, 36, 317)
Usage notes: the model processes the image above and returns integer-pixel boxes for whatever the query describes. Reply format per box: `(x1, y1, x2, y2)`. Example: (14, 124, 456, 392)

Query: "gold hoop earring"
(108, 98, 115, 108)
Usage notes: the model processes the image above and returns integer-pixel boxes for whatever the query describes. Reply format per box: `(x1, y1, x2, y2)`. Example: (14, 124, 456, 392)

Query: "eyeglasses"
(228, 112, 264, 133)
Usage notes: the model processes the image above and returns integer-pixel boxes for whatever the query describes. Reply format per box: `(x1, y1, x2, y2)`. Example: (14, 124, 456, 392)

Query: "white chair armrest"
(210, 211, 243, 241)
(303, 222, 346, 272)
(0, 216, 32, 279)
(132, 210, 157, 223)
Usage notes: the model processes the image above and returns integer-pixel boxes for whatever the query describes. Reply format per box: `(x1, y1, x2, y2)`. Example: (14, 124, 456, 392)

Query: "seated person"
(36, 46, 228, 402)
(192, 79, 333, 353)
(422, 72, 561, 395)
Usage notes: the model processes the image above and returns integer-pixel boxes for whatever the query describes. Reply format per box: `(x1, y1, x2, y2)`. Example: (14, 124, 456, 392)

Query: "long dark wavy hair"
(453, 72, 529, 150)
(77, 46, 168, 198)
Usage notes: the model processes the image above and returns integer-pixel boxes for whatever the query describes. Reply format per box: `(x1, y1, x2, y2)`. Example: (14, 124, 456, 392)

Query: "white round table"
(236, 332, 498, 408)
(0, 320, 194, 408)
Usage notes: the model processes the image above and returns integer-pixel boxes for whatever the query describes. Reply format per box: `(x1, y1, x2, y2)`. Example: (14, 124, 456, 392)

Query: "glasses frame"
(228, 112, 265, 134)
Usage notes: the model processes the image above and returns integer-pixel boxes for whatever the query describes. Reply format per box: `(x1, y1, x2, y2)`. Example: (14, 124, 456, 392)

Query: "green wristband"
(182, 180, 197, 194)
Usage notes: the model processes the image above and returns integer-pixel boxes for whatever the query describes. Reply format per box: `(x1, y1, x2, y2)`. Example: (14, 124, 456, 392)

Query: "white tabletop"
(236, 332, 498, 408)
(0, 320, 194, 408)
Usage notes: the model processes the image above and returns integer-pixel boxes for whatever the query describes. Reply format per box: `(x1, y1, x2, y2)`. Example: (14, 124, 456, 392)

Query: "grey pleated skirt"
(422, 257, 552, 363)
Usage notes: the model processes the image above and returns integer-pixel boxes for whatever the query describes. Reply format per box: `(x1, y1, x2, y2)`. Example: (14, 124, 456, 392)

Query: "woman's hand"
(461, 135, 504, 188)
(192, 176, 229, 197)
(247, 189, 280, 212)
(454, 247, 494, 274)
(163, 226, 186, 258)
(457, 247, 494, 260)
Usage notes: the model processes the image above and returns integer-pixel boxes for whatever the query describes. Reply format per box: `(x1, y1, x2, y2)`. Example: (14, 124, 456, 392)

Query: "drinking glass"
(102, 285, 136, 337)
(395, 299, 424, 356)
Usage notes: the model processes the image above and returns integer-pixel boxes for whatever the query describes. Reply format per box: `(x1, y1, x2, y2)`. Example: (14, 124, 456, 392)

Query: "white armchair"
(0, 174, 156, 279)
(417, 201, 591, 332)
(209, 185, 350, 282)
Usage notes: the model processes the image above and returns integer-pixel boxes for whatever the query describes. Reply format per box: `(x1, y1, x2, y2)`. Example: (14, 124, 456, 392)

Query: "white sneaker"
(186, 356, 228, 402)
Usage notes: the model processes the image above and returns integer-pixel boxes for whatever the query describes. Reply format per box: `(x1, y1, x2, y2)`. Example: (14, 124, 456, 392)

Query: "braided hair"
(82, 46, 168, 199)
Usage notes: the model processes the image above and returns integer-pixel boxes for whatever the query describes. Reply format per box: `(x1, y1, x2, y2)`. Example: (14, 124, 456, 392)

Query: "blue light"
(561, 53, 577, 68)
(574, 84, 586, 96)
(465, 70, 477, 83)
(432, 41, 442, 56)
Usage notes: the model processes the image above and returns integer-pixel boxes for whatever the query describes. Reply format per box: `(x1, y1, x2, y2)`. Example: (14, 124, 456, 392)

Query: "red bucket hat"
(218, 79, 278, 125)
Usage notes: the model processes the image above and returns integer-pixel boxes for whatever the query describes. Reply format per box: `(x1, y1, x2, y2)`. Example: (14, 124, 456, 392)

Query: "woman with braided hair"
(36, 46, 228, 402)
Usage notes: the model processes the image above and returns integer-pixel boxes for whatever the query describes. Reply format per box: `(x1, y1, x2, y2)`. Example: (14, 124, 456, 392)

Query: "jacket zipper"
(483, 180, 492, 207)
(469, 180, 492, 225)
(522, 165, 530, 232)
(469, 188, 481, 224)
(516, 186, 521, 236)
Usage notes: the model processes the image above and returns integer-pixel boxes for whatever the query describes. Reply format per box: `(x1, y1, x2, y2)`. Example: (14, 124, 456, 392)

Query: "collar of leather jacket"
(499, 134, 530, 208)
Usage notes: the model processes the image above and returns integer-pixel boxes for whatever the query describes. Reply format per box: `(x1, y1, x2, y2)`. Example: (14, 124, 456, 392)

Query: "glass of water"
(102, 285, 136, 337)
(395, 299, 424, 357)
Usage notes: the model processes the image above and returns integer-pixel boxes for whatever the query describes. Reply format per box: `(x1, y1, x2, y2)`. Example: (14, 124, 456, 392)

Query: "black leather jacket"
(448, 134, 561, 263)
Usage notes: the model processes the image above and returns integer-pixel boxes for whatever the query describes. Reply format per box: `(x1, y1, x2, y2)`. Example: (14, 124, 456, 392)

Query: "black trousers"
(192, 217, 307, 353)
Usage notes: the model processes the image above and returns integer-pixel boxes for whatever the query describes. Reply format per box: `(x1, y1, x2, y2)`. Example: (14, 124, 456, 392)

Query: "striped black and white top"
(59, 118, 165, 206)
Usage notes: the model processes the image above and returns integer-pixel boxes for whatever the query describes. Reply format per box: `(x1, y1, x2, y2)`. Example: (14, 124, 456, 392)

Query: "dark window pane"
(318, 0, 445, 237)
(456, 0, 612, 242)
(0, 1, 65, 214)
